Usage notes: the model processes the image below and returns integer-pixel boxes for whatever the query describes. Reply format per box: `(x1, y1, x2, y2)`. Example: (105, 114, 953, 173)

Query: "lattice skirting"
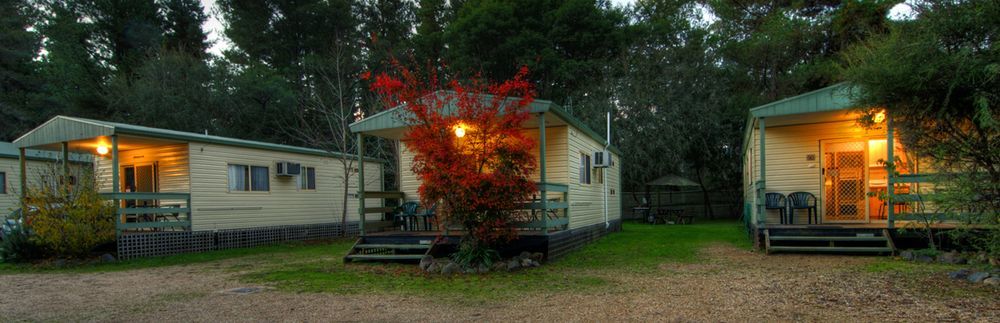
(116, 222, 360, 260)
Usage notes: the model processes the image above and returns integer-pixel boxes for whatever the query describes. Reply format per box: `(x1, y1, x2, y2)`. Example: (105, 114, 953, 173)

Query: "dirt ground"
(2, 245, 997, 322)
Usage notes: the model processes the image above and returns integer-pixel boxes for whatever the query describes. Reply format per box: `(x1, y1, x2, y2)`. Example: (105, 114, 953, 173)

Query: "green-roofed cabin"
(742, 84, 945, 254)
(12, 116, 383, 258)
(0, 141, 93, 218)
(347, 93, 623, 261)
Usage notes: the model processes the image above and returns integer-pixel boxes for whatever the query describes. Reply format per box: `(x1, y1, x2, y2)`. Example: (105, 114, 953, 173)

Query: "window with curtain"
(228, 164, 248, 191)
(299, 167, 316, 190)
(0, 172, 6, 194)
(579, 153, 591, 184)
(250, 166, 269, 191)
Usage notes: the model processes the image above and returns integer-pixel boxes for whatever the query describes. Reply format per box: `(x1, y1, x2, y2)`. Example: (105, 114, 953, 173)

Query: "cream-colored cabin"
(744, 84, 931, 229)
(0, 142, 93, 216)
(351, 93, 622, 235)
(13, 116, 383, 232)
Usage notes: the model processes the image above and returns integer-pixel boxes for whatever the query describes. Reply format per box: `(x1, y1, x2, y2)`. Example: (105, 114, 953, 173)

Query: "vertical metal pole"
(757, 117, 766, 225)
(538, 113, 548, 234)
(61, 142, 69, 180)
(18, 147, 27, 211)
(357, 133, 366, 236)
(112, 135, 121, 233)
(886, 116, 895, 229)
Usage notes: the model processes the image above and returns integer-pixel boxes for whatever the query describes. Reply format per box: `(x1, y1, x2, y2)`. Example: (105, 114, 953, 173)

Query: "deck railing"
(100, 192, 192, 232)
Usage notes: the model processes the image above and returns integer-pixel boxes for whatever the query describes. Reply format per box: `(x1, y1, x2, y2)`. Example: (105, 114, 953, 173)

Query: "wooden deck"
(761, 222, 962, 230)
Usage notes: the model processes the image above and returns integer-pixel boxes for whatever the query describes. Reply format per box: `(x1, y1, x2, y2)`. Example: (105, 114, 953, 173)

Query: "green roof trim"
(13, 116, 384, 163)
(349, 92, 621, 155)
(749, 83, 855, 118)
(741, 82, 858, 159)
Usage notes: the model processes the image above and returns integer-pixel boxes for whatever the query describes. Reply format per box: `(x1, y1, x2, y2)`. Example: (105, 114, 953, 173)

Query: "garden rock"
(426, 260, 444, 273)
(419, 255, 433, 271)
(100, 253, 116, 263)
(491, 261, 508, 272)
(520, 257, 533, 268)
(477, 264, 489, 274)
(519, 251, 531, 260)
(937, 251, 966, 265)
(948, 269, 972, 280)
(507, 259, 520, 271)
(441, 262, 460, 275)
(915, 255, 934, 263)
(984, 277, 999, 286)
(899, 250, 914, 261)
(967, 272, 991, 283)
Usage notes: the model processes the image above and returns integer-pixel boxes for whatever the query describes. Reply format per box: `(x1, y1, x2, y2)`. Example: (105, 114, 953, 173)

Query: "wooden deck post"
(357, 133, 366, 236)
(112, 135, 121, 233)
(18, 147, 26, 211)
(757, 117, 766, 226)
(886, 116, 895, 229)
(61, 142, 69, 180)
(538, 112, 548, 235)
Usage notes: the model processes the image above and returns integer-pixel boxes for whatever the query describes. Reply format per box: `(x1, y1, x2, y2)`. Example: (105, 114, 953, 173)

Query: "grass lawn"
(0, 221, 750, 301)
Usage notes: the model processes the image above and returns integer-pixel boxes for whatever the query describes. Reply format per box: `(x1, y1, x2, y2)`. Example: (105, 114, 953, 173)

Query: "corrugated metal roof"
(349, 91, 621, 154)
(13, 116, 383, 162)
(749, 83, 855, 118)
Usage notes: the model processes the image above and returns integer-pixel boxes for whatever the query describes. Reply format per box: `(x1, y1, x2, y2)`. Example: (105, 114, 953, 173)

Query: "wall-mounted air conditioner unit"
(593, 151, 612, 168)
(276, 161, 301, 176)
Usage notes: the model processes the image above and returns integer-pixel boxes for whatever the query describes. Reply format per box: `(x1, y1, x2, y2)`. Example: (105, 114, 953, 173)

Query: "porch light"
(873, 111, 886, 123)
(96, 145, 109, 155)
(454, 125, 466, 138)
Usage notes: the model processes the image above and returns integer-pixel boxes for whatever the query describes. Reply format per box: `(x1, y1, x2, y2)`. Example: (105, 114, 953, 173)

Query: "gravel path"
(2, 245, 997, 322)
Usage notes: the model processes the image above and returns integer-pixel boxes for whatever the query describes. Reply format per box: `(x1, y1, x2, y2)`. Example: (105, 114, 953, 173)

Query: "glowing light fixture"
(873, 110, 886, 123)
(454, 125, 466, 138)
(96, 145, 109, 155)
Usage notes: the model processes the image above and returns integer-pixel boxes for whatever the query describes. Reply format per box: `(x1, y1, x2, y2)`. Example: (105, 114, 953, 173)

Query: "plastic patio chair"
(395, 201, 420, 231)
(788, 192, 819, 224)
(764, 193, 788, 224)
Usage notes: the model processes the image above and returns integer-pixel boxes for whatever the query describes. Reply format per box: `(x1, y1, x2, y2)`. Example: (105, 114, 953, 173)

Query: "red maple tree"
(368, 63, 538, 253)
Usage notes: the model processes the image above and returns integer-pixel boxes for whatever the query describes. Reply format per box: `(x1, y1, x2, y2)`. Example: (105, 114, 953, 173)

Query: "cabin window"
(595, 167, 604, 184)
(0, 172, 6, 194)
(579, 153, 591, 184)
(228, 164, 270, 192)
(299, 166, 316, 190)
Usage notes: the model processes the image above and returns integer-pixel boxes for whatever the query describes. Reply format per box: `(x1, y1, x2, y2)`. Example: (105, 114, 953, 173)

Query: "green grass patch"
(2, 221, 750, 301)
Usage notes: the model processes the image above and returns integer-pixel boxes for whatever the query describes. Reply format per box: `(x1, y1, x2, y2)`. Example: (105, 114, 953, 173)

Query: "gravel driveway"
(1, 245, 997, 322)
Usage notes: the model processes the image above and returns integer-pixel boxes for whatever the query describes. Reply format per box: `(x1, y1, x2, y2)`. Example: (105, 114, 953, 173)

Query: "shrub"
(0, 215, 43, 262)
(22, 167, 116, 259)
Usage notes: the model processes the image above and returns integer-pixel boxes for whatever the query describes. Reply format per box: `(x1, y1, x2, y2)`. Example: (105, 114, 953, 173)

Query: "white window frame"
(299, 166, 317, 191)
(228, 164, 270, 192)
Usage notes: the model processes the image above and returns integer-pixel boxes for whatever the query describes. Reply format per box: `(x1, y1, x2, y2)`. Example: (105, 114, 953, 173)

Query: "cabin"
(347, 94, 623, 261)
(12, 116, 383, 259)
(743, 83, 939, 253)
(0, 142, 92, 217)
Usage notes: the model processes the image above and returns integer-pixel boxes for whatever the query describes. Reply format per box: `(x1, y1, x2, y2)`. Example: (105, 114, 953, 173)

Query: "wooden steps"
(765, 229, 896, 255)
(344, 236, 438, 262)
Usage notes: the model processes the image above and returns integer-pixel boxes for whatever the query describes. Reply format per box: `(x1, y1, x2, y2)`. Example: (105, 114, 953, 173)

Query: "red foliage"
(369, 63, 538, 247)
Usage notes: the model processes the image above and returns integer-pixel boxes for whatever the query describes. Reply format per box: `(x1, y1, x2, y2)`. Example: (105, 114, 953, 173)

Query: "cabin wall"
(566, 126, 621, 229)
(95, 144, 190, 194)
(187, 142, 383, 231)
(0, 158, 84, 215)
(748, 118, 888, 224)
(396, 126, 570, 202)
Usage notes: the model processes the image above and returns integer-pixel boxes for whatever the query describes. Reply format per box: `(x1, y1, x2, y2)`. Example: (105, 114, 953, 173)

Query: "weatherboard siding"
(397, 126, 570, 203)
(749, 119, 887, 224)
(187, 142, 382, 231)
(566, 126, 621, 229)
(95, 144, 190, 194)
(0, 158, 79, 215)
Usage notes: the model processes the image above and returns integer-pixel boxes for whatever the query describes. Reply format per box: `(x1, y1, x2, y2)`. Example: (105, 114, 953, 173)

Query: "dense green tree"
(161, 0, 210, 58)
(412, 0, 448, 67)
(0, 0, 42, 140)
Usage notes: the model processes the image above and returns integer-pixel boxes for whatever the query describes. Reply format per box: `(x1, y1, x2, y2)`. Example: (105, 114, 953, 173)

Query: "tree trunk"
(695, 166, 713, 219)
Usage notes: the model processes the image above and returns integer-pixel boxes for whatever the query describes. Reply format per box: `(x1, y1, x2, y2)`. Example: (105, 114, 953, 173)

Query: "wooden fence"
(622, 190, 742, 221)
